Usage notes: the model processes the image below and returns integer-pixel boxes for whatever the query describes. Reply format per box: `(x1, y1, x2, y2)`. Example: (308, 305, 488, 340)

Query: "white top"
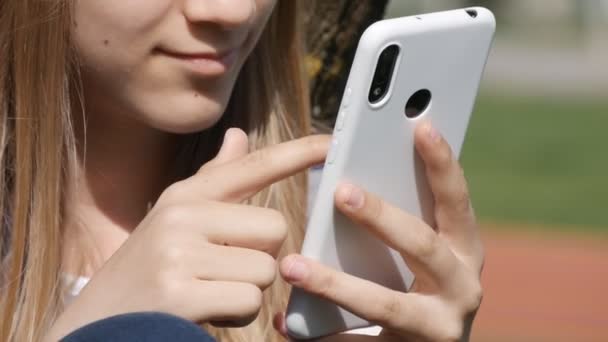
(62, 274, 90, 304)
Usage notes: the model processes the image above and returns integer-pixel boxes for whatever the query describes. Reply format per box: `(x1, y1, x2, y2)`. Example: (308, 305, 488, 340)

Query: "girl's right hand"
(46, 129, 330, 341)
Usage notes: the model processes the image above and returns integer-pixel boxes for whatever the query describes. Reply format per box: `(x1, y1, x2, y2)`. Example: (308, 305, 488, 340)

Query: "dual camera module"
(368, 44, 431, 119)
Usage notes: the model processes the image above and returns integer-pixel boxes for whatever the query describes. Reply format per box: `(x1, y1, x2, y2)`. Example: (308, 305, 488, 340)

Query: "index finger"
(194, 134, 331, 202)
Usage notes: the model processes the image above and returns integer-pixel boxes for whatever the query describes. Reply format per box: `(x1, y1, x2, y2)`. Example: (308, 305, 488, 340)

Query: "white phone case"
(286, 7, 496, 340)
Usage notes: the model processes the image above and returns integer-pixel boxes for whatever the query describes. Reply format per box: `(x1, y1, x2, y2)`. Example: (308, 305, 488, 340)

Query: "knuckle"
(238, 284, 263, 317)
(438, 324, 464, 342)
(304, 134, 331, 157)
(154, 273, 182, 303)
(159, 244, 185, 269)
(267, 209, 288, 248)
(365, 195, 384, 224)
(378, 292, 403, 326)
(439, 193, 471, 222)
(251, 209, 288, 255)
(463, 281, 484, 313)
(156, 205, 189, 228)
(315, 270, 337, 299)
(243, 147, 269, 169)
(413, 228, 441, 261)
(436, 279, 482, 342)
(159, 182, 188, 202)
(431, 140, 454, 171)
(454, 174, 472, 213)
(437, 314, 465, 342)
(257, 253, 278, 289)
(437, 185, 473, 226)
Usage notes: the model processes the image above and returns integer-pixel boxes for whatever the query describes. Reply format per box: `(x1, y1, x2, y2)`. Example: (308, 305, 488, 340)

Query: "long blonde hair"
(0, 1, 310, 341)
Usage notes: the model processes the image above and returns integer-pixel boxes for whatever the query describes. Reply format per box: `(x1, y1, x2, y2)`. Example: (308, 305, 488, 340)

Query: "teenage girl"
(0, 1, 483, 341)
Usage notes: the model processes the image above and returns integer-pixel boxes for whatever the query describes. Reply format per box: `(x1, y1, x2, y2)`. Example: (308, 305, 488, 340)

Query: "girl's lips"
(158, 48, 239, 77)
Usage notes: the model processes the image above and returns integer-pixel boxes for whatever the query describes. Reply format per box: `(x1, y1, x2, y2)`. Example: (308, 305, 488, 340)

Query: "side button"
(342, 87, 352, 108)
(336, 110, 347, 131)
(326, 137, 339, 164)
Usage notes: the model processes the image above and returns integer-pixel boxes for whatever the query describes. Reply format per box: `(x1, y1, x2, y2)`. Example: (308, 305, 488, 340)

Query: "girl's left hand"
(274, 123, 484, 342)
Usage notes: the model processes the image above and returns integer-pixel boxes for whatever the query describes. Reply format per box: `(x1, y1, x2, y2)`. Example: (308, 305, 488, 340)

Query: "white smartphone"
(286, 7, 496, 340)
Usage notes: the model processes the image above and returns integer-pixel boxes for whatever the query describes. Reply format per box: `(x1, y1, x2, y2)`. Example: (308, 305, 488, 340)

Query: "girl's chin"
(145, 114, 224, 135)
(124, 92, 229, 134)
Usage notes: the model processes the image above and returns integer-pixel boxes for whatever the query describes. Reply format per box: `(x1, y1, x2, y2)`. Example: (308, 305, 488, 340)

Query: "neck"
(64, 107, 181, 276)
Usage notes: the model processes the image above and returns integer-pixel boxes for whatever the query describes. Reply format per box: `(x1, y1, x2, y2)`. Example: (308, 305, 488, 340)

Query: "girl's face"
(73, 0, 276, 133)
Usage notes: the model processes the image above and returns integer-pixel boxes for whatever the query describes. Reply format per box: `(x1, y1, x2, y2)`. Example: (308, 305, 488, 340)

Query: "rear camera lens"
(368, 44, 400, 104)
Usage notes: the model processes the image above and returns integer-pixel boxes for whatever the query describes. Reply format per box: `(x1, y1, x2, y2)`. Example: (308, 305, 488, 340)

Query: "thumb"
(206, 128, 249, 168)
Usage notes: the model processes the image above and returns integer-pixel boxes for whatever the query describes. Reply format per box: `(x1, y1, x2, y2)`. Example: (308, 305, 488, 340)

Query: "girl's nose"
(182, 0, 257, 29)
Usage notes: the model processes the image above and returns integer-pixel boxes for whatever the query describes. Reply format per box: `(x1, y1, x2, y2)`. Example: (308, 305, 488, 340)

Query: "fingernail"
(286, 258, 309, 282)
(344, 184, 364, 209)
(427, 124, 441, 143)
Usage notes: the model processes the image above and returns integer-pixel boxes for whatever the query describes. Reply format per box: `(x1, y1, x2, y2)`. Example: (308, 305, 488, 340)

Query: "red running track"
(472, 225, 608, 342)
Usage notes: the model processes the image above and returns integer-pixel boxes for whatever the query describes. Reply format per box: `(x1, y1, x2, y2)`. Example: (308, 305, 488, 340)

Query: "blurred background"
(384, 1, 608, 341)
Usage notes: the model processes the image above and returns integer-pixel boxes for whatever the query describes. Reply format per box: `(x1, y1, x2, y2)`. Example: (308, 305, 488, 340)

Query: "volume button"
(342, 87, 352, 108)
(326, 137, 339, 164)
(336, 110, 347, 131)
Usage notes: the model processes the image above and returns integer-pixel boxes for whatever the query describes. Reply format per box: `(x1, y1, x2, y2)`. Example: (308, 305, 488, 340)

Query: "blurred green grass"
(461, 94, 608, 233)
